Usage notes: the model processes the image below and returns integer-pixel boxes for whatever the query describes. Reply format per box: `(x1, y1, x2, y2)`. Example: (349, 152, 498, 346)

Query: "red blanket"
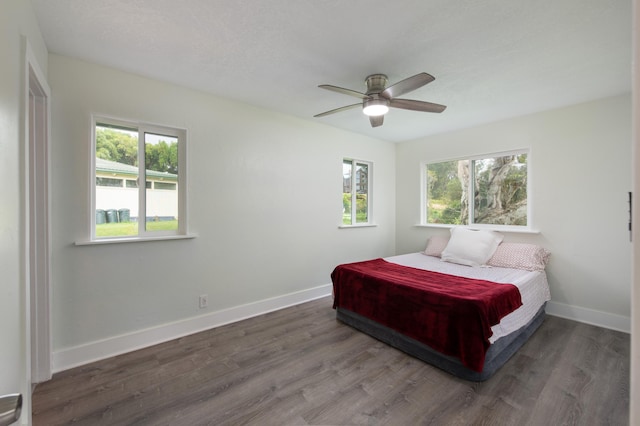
(331, 258, 522, 372)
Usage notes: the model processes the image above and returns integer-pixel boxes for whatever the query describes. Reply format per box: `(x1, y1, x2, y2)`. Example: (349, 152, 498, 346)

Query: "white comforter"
(385, 252, 551, 343)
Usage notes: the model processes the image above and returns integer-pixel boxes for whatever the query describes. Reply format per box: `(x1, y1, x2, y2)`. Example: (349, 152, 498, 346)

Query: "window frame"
(341, 157, 374, 228)
(85, 115, 190, 244)
(421, 149, 532, 232)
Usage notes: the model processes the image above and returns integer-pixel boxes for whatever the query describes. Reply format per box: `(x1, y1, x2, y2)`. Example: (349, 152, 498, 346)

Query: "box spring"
(336, 303, 546, 381)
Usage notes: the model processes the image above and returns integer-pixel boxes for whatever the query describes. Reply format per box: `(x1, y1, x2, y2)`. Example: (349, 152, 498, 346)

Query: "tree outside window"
(425, 151, 528, 227)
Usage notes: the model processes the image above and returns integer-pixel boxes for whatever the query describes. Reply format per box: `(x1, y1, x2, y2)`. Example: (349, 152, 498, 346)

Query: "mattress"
(384, 252, 551, 343)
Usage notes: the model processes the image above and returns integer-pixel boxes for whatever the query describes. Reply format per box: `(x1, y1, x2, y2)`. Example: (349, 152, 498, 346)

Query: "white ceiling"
(31, 0, 632, 143)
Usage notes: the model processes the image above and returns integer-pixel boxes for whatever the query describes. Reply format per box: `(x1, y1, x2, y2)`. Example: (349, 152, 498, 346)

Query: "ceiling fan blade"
(314, 103, 361, 118)
(369, 115, 384, 127)
(381, 72, 435, 99)
(389, 98, 446, 113)
(318, 84, 369, 99)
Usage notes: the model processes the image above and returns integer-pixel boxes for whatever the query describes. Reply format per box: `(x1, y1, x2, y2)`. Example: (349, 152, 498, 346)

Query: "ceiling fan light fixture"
(362, 99, 389, 116)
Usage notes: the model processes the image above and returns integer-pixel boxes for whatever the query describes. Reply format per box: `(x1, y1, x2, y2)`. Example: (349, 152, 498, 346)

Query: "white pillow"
(441, 227, 504, 267)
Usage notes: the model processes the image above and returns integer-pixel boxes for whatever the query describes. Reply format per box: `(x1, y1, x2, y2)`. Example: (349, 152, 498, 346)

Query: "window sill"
(75, 233, 197, 246)
(339, 224, 378, 229)
(414, 224, 540, 234)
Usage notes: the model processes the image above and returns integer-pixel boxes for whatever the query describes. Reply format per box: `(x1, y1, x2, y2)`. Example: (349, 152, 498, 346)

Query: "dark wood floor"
(32, 297, 629, 425)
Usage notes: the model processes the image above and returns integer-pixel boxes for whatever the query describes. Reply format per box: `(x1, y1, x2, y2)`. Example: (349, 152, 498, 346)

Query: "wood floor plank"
(32, 297, 630, 425)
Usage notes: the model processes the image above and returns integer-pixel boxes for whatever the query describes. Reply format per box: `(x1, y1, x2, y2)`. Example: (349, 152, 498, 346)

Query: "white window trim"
(77, 115, 192, 245)
(414, 223, 540, 234)
(420, 148, 533, 232)
(76, 233, 197, 246)
(338, 223, 378, 229)
(340, 157, 374, 227)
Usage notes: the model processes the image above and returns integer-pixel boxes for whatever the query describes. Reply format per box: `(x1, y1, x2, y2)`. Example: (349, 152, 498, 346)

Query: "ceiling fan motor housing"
(365, 74, 388, 94)
(362, 75, 390, 116)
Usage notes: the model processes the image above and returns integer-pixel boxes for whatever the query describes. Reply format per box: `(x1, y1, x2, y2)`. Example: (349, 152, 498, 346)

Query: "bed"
(331, 228, 551, 381)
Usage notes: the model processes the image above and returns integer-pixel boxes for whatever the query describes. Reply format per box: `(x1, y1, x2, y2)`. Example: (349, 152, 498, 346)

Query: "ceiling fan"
(314, 72, 447, 127)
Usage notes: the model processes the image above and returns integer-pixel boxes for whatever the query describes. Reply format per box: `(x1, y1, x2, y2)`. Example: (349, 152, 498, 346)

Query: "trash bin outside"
(96, 209, 106, 224)
(105, 209, 118, 223)
(118, 208, 130, 223)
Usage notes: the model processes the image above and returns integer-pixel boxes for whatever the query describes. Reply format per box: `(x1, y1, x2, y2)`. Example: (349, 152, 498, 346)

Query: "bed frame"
(336, 303, 546, 381)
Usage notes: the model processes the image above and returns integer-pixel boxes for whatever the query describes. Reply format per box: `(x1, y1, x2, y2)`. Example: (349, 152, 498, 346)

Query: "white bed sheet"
(384, 252, 551, 343)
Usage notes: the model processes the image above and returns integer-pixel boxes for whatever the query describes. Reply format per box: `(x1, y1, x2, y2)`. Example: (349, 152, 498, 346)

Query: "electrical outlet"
(198, 294, 208, 309)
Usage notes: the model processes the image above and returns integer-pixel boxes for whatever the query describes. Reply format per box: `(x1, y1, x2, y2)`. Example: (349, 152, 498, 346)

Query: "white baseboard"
(546, 300, 630, 333)
(53, 284, 333, 373)
(53, 288, 629, 373)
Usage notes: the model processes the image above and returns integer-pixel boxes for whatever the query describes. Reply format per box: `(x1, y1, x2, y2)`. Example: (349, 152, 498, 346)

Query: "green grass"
(96, 220, 178, 237)
(342, 213, 368, 225)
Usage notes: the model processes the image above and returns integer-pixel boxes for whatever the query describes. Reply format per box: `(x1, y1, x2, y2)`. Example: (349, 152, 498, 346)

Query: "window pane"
(96, 177, 123, 187)
(426, 160, 466, 224)
(342, 160, 352, 225)
(473, 154, 528, 225)
(155, 182, 176, 190)
(95, 124, 139, 238)
(145, 132, 179, 232)
(355, 163, 368, 223)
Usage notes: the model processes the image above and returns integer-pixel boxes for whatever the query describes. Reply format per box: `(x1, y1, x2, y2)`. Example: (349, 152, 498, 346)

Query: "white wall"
(0, 0, 49, 422)
(49, 54, 396, 369)
(396, 94, 632, 328)
(630, 1, 639, 422)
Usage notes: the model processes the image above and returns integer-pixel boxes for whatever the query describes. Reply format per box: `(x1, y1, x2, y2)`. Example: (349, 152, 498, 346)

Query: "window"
(423, 150, 528, 228)
(92, 117, 187, 240)
(342, 159, 372, 225)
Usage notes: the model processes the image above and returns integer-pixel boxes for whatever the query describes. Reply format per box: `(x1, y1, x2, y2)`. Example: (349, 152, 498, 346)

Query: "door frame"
(23, 40, 52, 385)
